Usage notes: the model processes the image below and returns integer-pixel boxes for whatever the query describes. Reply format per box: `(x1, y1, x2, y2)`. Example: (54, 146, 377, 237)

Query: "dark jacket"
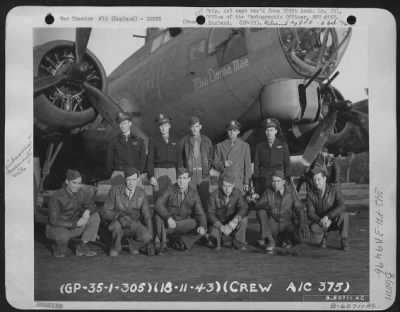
(147, 134, 182, 179)
(253, 138, 290, 178)
(102, 185, 152, 234)
(155, 184, 207, 228)
(306, 183, 346, 223)
(180, 134, 213, 178)
(48, 185, 97, 228)
(257, 185, 304, 224)
(106, 133, 146, 173)
(207, 188, 248, 226)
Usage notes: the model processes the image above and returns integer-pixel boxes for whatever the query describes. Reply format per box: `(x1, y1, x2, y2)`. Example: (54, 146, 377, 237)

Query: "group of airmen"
(46, 112, 350, 258)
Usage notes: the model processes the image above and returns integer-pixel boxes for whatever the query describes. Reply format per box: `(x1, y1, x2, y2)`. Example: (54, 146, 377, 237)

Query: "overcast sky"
(34, 27, 368, 102)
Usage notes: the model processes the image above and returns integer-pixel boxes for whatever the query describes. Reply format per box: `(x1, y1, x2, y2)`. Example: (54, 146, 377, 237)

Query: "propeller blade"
(34, 74, 67, 94)
(75, 28, 92, 63)
(83, 82, 123, 131)
(350, 110, 369, 134)
(302, 111, 337, 165)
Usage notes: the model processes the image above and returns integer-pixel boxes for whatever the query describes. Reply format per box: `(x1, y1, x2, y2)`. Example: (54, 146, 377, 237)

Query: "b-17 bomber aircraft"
(33, 27, 368, 200)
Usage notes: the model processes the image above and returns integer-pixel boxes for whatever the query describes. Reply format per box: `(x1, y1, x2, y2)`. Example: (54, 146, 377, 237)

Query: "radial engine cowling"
(259, 79, 320, 122)
(34, 40, 107, 133)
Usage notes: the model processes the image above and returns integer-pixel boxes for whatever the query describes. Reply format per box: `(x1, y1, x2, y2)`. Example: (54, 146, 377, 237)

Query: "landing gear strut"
(38, 141, 64, 192)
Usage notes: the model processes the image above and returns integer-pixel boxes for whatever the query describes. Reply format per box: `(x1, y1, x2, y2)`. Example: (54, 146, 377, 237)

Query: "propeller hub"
(70, 62, 90, 82)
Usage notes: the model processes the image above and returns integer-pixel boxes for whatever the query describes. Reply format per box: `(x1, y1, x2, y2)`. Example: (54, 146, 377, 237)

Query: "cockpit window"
(150, 28, 182, 53)
(208, 28, 248, 66)
(278, 28, 352, 78)
(208, 28, 232, 54)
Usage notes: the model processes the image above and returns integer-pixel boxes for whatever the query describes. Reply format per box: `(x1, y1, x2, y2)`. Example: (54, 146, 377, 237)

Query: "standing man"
(102, 167, 155, 257)
(213, 120, 252, 193)
(307, 167, 350, 251)
(154, 168, 207, 255)
(256, 170, 308, 252)
(180, 116, 213, 211)
(253, 118, 290, 195)
(107, 112, 146, 186)
(147, 113, 182, 198)
(207, 169, 249, 250)
(46, 169, 100, 257)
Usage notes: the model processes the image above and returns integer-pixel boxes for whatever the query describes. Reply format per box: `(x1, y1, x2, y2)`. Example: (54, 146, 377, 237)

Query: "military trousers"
(46, 212, 100, 249)
(209, 217, 248, 246)
(154, 215, 198, 245)
(108, 220, 152, 252)
(256, 209, 302, 244)
(310, 212, 349, 243)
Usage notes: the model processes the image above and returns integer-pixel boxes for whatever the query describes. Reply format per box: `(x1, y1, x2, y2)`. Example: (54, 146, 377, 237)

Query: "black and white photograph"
(5, 6, 396, 310)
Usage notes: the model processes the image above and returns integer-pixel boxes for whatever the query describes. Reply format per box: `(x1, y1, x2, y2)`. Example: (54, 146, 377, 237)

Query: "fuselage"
(106, 28, 349, 140)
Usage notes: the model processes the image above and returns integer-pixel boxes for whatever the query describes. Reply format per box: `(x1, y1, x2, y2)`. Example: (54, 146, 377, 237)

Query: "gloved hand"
(167, 217, 176, 229)
(220, 225, 232, 236)
(320, 216, 331, 230)
(82, 209, 91, 219)
(228, 218, 239, 231)
(77, 217, 89, 227)
(197, 226, 206, 235)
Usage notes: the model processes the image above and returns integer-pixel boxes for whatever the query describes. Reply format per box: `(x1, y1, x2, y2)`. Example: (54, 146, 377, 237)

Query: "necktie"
(127, 190, 133, 199)
(124, 135, 129, 142)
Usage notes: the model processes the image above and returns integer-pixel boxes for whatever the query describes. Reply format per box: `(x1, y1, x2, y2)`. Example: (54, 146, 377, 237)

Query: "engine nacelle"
(34, 40, 107, 133)
(259, 79, 320, 122)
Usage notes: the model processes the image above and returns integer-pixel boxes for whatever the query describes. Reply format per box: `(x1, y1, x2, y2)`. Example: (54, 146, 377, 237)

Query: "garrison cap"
(311, 165, 327, 177)
(227, 120, 241, 131)
(262, 118, 280, 129)
(176, 167, 191, 177)
(221, 168, 236, 184)
(116, 112, 132, 123)
(66, 169, 81, 181)
(272, 170, 285, 180)
(155, 113, 172, 125)
(189, 116, 201, 127)
(124, 167, 140, 178)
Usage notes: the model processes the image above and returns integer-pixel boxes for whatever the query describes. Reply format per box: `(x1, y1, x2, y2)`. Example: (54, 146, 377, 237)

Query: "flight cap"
(116, 112, 132, 123)
(66, 169, 81, 181)
(221, 168, 236, 184)
(155, 113, 172, 126)
(262, 118, 280, 129)
(272, 170, 285, 180)
(227, 120, 241, 131)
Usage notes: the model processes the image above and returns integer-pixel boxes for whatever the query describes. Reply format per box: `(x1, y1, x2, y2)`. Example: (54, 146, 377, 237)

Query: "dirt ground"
(34, 183, 369, 302)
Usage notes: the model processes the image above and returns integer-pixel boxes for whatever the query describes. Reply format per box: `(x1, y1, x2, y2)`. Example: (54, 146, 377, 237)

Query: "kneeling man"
(256, 170, 307, 252)
(102, 167, 155, 256)
(307, 167, 350, 251)
(46, 169, 100, 257)
(207, 169, 249, 250)
(155, 167, 207, 254)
